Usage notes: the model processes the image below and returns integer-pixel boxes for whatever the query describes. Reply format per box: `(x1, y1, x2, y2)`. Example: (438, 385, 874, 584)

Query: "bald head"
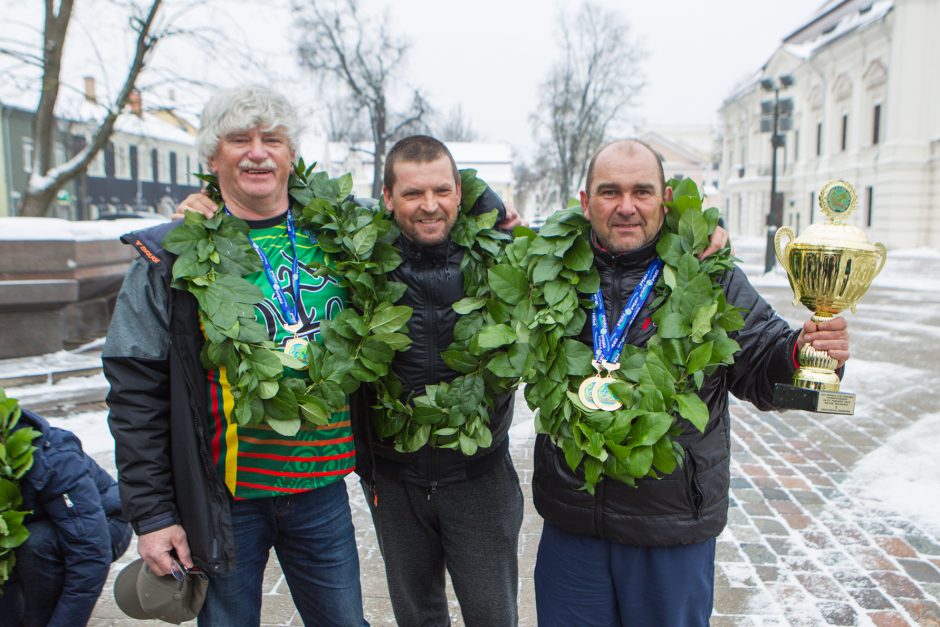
(584, 140, 665, 199)
(579, 139, 671, 254)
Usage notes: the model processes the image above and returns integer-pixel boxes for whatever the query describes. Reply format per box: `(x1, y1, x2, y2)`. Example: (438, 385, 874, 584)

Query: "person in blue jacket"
(0, 408, 132, 627)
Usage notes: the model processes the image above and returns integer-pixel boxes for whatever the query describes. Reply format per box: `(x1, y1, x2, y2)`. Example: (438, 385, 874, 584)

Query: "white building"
(718, 0, 940, 249)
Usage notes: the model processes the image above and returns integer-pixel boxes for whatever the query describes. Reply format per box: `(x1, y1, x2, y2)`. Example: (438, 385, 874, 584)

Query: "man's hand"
(137, 524, 193, 576)
(172, 192, 219, 221)
(497, 202, 525, 231)
(697, 225, 731, 260)
(796, 317, 850, 369)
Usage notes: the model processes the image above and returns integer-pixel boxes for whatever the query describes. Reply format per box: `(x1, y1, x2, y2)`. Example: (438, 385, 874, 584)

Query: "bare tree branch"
(528, 2, 646, 208)
(294, 0, 429, 198)
(21, 0, 164, 217)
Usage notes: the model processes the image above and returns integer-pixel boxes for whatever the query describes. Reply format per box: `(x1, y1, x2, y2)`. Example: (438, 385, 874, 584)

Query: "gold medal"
(282, 336, 309, 367)
(592, 378, 623, 411)
(592, 360, 623, 411)
(578, 376, 603, 410)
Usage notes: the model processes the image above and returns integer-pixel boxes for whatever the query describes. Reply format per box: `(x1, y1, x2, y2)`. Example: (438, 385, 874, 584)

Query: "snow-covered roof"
(783, 0, 893, 59)
(720, 0, 893, 107)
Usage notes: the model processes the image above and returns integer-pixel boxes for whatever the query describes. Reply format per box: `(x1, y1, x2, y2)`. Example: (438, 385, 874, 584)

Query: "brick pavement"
(86, 254, 940, 626)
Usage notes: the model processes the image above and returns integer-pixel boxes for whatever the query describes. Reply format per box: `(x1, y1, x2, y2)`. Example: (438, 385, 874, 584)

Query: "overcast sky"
(1, 0, 824, 159)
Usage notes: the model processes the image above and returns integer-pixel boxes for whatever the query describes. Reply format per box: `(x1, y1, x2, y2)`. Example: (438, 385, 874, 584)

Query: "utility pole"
(760, 75, 794, 272)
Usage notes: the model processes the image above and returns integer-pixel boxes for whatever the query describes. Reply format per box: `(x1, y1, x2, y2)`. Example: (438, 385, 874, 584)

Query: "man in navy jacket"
(0, 407, 131, 627)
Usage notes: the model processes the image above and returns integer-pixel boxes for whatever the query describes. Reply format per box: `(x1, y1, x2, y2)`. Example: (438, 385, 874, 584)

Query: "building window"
(130, 145, 139, 181)
(816, 122, 823, 156)
(151, 148, 159, 182)
(794, 130, 800, 162)
(104, 142, 115, 178)
(115, 144, 128, 179)
(809, 191, 815, 223)
(872, 104, 881, 145)
(866, 186, 874, 227)
(169, 151, 178, 184)
(841, 114, 849, 152)
(22, 138, 34, 173)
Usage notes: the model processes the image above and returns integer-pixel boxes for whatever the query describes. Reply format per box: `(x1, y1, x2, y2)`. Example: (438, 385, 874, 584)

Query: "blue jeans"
(535, 521, 716, 627)
(198, 479, 367, 627)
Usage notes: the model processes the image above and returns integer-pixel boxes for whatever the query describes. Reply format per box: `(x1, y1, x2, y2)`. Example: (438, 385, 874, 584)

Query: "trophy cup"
(771, 180, 886, 414)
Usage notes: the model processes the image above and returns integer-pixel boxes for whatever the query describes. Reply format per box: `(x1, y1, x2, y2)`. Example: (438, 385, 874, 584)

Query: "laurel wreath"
(516, 179, 744, 492)
(164, 163, 516, 454)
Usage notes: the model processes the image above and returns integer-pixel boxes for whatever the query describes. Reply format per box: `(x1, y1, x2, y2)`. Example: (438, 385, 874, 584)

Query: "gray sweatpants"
(364, 449, 524, 627)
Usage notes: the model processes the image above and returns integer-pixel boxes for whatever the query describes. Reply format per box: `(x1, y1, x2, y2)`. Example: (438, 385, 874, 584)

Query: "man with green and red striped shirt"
(104, 85, 366, 626)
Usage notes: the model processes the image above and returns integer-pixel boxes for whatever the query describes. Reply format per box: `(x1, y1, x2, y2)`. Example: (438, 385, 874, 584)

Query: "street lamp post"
(760, 75, 794, 272)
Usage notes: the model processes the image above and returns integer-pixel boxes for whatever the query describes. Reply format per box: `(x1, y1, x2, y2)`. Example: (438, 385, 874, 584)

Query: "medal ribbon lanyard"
(225, 207, 301, 327)
(591, 259, 664, 367)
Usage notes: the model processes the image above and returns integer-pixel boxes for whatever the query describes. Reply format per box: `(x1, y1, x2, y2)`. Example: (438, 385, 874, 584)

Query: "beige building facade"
(719, 0, 940, 249)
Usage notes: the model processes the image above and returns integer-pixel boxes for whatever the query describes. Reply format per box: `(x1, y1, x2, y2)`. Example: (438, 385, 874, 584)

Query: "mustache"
(238, 158, 278, 170)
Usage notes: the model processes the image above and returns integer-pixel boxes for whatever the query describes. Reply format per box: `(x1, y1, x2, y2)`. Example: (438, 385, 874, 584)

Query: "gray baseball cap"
(113, 558, 208, 624)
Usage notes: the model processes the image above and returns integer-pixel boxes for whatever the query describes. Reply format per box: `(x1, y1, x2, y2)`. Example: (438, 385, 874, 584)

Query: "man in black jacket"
(531, 140, 850, 626)
(358, 135, 522, 626)
(0, 398, 131, 627)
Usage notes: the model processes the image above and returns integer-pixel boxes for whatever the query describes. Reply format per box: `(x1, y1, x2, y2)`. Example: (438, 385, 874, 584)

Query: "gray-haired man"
(104, 85, 366, 626)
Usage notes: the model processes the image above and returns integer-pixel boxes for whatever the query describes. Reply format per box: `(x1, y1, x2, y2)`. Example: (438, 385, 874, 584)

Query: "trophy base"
(773, 383, 856, 415)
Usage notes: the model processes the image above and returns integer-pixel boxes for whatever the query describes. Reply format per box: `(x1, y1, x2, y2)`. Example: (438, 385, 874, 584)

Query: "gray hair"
(195, 85, 302, 164)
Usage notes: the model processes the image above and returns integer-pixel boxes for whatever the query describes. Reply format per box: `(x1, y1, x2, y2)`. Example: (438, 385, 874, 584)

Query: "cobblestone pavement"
(85, 254, 940, 626)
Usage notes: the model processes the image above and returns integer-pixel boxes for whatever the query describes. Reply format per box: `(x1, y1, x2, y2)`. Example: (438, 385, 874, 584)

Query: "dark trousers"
(365, 449, 524, 627)
(535, 521, 716, 627)
(0, 515, 132, 627)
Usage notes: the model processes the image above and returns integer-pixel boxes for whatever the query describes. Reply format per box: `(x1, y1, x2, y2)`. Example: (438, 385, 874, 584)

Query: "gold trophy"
(772, 180, 886, 414)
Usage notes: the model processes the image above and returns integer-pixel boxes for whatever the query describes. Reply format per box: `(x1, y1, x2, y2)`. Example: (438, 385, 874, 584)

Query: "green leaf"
(658, 312, 691, 339)
(369, 304, 412, 335)
(453, 296, 486, 314)
(633, 412, 674, 447)
(267, 417, 301, 437)
(532, 255, 563, 283)
(685, 341, 713, 373)
(351, 225, 378, 258)
(676, 393, 709, 432)
(562, 235, 593, 272)
(488, 265, 528, 304)
(473, 324, 515, 351)
(486, 353, 518, 378)
(563, 340, 594, 377)
(442, 350, 479, 374)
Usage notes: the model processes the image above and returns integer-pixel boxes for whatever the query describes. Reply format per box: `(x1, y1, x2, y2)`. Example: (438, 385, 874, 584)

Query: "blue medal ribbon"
(226, 207, 301, 327)
(591, 259, 664, 367)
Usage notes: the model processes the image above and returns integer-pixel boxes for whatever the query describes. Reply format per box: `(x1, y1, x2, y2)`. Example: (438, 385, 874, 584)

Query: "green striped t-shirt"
(205, 211, 354, 499)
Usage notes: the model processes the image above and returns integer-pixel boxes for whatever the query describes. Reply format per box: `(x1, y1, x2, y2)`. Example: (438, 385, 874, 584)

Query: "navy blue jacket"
(16, 410, 125, 627)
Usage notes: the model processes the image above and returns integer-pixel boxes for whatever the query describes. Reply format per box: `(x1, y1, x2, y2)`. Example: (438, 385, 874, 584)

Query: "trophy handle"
(872, 242, 887, 278)
(774, 227, 794, 274)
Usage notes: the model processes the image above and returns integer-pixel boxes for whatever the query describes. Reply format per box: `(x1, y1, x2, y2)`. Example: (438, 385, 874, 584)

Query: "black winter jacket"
(103, 222, 235, 574)
(13, 410, 129, 627)
(356, 188, 513, 488)
(532, 236, 798, 547)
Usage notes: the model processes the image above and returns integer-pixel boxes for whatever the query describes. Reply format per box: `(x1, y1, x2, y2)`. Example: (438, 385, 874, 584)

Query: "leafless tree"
(294, 0, 430, 198)
(9, 0, 163, 217)
(1, 0, 285, 217)
(530, 2, 646, 207)
(438, 104, 478, 143)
